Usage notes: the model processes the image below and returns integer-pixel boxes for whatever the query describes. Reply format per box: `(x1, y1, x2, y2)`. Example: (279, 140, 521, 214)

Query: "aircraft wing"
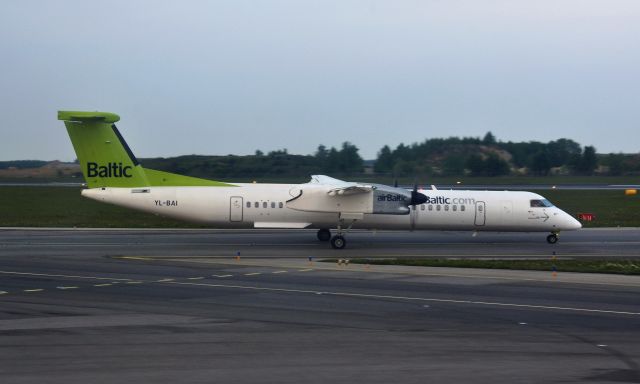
(308, 175, 346, 185)
(327, 184, 375, 196)
(286, 175, 412, 215)
(309, 175, 375, 196)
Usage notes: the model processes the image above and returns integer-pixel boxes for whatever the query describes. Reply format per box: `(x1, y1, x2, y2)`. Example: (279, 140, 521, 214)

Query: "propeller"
(410, 181, 427, 206)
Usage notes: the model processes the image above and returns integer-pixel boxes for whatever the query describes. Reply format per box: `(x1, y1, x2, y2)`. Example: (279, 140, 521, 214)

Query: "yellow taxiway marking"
(56, 286, 78, 290)
(93, 283, 112, 287)
(24, 289, 44, 293)
(187, 277, 205, 280)
(212, 274, 233, 278)
(272, 271, 288, 274)
(162, 280, 640, 317)
(244, 272, 262, 276)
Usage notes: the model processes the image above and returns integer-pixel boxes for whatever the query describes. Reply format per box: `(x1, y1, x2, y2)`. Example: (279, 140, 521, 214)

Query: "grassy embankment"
(342, 258, 640, 275)
(0, 187, 201, 228)
(2, 174, 639, 185)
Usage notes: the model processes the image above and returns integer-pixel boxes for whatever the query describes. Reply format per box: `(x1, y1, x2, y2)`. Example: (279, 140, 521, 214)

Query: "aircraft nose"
(562, 213, 582, 230)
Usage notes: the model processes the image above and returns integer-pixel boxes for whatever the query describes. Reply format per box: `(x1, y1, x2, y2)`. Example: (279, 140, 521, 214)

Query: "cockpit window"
(530, 199, 554, 208)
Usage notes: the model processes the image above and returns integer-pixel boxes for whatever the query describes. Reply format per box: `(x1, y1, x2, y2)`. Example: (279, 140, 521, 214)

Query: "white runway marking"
(164, 281, 640, 317)
(272, 271, 288, 274)
(24, 289, 43, 293)
(187, 277, 205, 280)
(94, 283, 112, 287)
(56, 286, 78, 290)
(0, 270, 131, 281)
(212, 274, 233, 278)
(244, 272, 262, 276)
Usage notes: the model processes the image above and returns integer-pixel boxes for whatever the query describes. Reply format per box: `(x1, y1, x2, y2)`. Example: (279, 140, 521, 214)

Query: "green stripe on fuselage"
(143, 168, 236, 187)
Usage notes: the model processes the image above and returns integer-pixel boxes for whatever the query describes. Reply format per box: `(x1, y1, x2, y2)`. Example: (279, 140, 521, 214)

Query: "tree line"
(373, 132, 605, 177)
(138, 132, 639, 179)
(140, 142, 364, 179)
(22, 133, 634, 180)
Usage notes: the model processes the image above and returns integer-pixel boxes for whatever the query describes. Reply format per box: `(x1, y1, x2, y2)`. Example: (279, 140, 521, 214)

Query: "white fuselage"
(82, 184, 582, 233)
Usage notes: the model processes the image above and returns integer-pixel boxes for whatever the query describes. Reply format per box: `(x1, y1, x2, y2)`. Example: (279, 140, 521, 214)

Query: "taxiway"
(0, 228, 639, 383)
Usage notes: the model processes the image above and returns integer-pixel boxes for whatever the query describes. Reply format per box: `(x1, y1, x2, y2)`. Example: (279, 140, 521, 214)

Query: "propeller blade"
(410, 181, 427, 206)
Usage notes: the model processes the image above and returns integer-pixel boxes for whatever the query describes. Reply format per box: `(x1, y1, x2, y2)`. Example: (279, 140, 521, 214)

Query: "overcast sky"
(1, 0, 639, 161)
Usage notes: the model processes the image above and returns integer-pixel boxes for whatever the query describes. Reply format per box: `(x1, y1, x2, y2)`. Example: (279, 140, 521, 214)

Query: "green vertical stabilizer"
(58, 111, 235, 188)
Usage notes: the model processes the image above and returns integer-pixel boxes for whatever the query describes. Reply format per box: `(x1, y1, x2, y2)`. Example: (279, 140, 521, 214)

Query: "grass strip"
(330, 258, 640, 275)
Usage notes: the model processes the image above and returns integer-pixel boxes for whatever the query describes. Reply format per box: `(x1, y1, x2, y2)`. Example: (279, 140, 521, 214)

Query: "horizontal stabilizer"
(58, 111, 120, 123)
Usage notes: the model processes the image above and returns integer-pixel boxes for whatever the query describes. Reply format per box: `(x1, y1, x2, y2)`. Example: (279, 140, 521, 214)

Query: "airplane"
(58, 110, 582, 249)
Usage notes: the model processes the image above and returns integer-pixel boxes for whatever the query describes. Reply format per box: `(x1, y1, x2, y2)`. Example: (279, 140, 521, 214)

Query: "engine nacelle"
(371, 186, 410, 214)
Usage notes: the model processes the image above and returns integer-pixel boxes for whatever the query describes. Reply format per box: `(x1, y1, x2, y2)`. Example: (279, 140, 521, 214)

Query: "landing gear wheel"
(317, 228, 331, 242)
(547, 234, 559, 244)
(330, 235, 347, 249)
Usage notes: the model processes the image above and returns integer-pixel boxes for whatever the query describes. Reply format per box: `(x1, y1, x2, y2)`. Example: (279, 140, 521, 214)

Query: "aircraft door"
(229, 196, 243, 222)
(474, 201, 486, 226)
(500, 200, 513, 225)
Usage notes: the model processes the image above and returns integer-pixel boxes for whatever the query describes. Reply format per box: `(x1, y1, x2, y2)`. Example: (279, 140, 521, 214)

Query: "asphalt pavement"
(0, 228, 639, 383)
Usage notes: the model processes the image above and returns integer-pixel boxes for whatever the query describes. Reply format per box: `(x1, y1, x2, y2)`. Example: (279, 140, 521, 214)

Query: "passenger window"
(453, 205, 457, 211)
(279, 202, 283, 208)
(271, 202, 275, 208)
(254, 202, 259, 208)
(421, 204, 425, 211)
(246, 202, 251, 208)
(445, 205, 449, 211)
(436, 205, 441, 211)
(461, 205, 465, 211)
(263, 202, 267, 208)
(428, 205, 433, 211)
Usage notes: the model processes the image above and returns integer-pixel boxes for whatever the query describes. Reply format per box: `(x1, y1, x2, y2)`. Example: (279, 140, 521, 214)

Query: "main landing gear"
(317, 228, 331, 242)
(325, 217, 358, 249)
(546, 233, 559, 244)
(316, 228, 347, 249)
(330, 235, 347, 249)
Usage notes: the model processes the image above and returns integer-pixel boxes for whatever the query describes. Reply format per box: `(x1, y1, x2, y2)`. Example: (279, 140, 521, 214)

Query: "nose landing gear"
(547, 233, 559, 244)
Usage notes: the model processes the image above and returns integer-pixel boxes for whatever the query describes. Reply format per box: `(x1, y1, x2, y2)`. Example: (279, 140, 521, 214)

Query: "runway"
(1, 228, 639, 383)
